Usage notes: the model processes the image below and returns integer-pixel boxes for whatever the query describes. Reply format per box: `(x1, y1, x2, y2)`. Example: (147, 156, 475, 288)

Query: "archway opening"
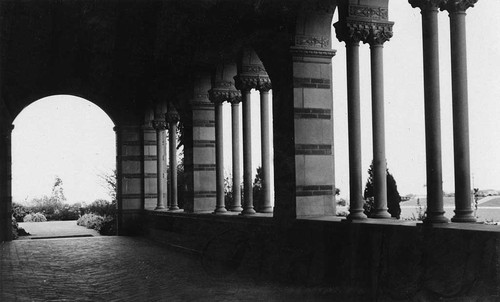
(11, 95, 116, 239)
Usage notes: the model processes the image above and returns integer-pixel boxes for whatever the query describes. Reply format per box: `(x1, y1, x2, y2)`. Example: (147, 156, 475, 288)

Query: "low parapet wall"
(143, 211, 500, 301)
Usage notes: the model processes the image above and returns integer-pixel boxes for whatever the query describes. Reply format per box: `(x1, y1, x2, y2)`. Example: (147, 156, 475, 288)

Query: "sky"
(12, 96, 116, 204)
(11, 1, 500, 204)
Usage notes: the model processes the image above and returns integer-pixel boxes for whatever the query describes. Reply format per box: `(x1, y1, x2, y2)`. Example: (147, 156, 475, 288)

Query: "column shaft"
(421, 7, 448, 223)
(154, 126, 167, 210)
(241, 90, 256, 215)
(449, 11, 475, 222)
(370, 44, 390, 218)
(259, 90, 273, 213)
(230, 102, 243, 211)
(346, 42, 367, 220)
(168, 122, 179, 211)
(214, 102, 227, 213)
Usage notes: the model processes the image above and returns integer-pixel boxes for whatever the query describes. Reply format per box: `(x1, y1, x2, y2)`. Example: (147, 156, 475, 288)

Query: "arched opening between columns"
(8, 95, 116, 240)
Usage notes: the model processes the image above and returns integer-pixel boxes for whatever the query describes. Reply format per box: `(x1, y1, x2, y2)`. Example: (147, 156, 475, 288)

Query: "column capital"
(335, 19, 393, 46)
(165, 109, 180, 124)
(151, 120, 168, 131)
(409, 0, 446, 11)
(258, 77, 272, 92)
(234, 75, 259, 92)
(439, 0, 477, 12)
(208, 89, 241, 104)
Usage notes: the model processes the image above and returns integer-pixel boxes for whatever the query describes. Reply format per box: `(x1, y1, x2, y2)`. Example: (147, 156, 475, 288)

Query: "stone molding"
(151, 120, 167, 131)
(290, 46, 336, 59)
(439, 0, 478, 12)
(294, 35, 330, 49)
(334, 20, 394, 45)
(165, 108, 180, 124)
(349, 5, 388, 21)
(409, 0, 445, 11)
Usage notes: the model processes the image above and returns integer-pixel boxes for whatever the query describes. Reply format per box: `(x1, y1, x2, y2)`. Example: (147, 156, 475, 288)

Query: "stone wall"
(143, 212, 500, 301)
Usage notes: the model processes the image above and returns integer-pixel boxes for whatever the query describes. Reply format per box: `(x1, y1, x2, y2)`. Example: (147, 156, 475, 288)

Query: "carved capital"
(208, 89, 241, 104)
(409, 0, 445, 11)
(151, 120, 168, 131)
(258, 77, 272, 92)
(234, 75, 259, 92)
(440, 0, 477, 12)
(165, 109, 180, 124)
(335, 20, 393, 45)
(366, 21, 394, 45)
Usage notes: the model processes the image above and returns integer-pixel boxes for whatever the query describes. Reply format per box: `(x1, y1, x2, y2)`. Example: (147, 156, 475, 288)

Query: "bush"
(49, 203, 81, 221)
(85, 199, 116, 217)
(23, 212, 47, 222)
(12, 202, 29, 222)
(77, 213, 116, 235)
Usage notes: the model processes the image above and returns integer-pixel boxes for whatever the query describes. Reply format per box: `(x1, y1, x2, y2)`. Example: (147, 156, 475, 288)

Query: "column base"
(154, 205, 166, 210)
(451, 210, 477, 223)
(168, 206, 181, 212)
(346, 209, 367, 220)
(213, 207, 228, 214)
(424, 212, 449, 224)
(229, 206, 243, 212)
(258, 206, 273, 213)
(370, 209, 391, 219)
(240, 208, 256, 215)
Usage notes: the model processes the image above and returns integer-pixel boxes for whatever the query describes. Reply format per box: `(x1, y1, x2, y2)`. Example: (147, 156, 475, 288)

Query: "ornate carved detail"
(335, 20, 393, 45)
(257, 77, 272, 92)
(212, 80, 233, 89)
(151, 120, 168, 131)
(234, 75, 259, 91)
(290, 47, 337, 59)
(439, 0, 478, 12)
(295, 35, 330, 48)
(241, 65, 267, 75)
(409, 0, 445, 10)
(208, 89, 241, 104)
(349, 5, 388, 20)
(165, 108, 180, 124)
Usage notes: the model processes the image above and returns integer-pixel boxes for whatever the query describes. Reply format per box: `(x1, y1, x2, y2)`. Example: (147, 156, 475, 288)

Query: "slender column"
(345, 40, 366, 220)
(441, 0, 477, 222)
(368, 31, 392, 218)
(241, 88, 256, 215)
(0, 125, 13, 242)
(166, 108, 180, 211)
(410, 0, 449, 223)
(213, 101, 227, 213)
(152, 120, 168, 210)
(230, 100, 243, 212)
(259, 81, 273, 213)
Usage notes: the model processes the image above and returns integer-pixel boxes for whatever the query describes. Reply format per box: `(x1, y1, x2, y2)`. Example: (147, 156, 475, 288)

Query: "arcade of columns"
(0, 0, 482, 242)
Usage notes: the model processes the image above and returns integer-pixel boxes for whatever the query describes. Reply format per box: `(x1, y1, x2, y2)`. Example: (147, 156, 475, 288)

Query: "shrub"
(85, 199, 116, 217)
(77, 213, 116, 235)
(11, 216, 18, 239)
(12, 202, 29, 222)
(23, 212, 47, 222)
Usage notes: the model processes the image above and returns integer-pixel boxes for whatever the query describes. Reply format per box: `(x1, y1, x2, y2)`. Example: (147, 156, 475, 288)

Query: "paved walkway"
(18, 220, 100, 239)
(0, 236, 337, 302)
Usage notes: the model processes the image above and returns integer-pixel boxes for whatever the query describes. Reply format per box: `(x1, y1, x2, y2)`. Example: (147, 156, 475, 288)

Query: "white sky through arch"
(12, 95, 116, 204)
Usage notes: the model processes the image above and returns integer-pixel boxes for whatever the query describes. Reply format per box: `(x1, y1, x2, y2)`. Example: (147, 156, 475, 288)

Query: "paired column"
(334, 23, 366, 220)
(410, 0, 448, 223)
(152, 120, 168, 210)
(441, 0, 477, 222)
(213, 100, 227, 213)
(258, 80, 273, 213)
(166, 107, 180, 211)
(369, 29, 392, 219)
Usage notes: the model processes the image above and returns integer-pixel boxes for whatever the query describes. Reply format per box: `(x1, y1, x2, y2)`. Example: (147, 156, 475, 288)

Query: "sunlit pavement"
(17, 220, 100, 239)
(0, 236, 338, 302)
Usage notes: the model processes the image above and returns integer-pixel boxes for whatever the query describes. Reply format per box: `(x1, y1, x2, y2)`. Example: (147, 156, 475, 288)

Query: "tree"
(98, 169, 117, 201)
(363, 162, 401, 219)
